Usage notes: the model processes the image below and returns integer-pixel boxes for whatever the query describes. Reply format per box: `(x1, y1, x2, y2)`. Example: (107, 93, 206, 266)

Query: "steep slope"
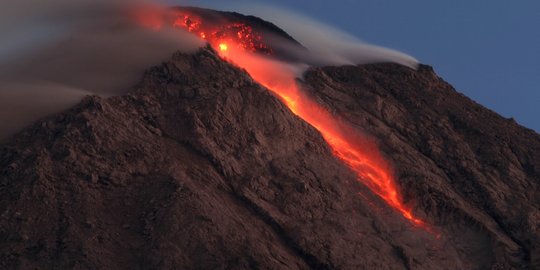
(0, 48, 446, 269)
(302, 64, 540, 269)
(0, 48, 538, 270)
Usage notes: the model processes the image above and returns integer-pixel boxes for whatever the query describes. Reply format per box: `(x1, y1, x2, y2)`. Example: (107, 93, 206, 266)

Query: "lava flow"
(218, 45, 426, 228)
(134, 7, 427, 228)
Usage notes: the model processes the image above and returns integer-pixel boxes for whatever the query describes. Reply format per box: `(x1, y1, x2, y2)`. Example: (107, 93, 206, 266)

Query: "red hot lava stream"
(218, 46, 426, 228)
(133, 7, 427, 228)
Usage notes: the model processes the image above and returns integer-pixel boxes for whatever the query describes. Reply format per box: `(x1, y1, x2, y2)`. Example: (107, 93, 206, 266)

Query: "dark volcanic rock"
(302, 64, 540, 269)
(0, 48, 538, 269)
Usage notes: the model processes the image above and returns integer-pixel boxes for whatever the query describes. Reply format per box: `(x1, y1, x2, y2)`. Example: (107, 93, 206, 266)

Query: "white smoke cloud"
(226, 4, 419, 68)
(170, 1, 418, 68)
(0, 0, 204, 140)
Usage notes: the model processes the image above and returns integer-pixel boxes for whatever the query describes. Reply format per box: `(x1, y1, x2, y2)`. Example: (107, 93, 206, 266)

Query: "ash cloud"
(0, 0, 203, 140)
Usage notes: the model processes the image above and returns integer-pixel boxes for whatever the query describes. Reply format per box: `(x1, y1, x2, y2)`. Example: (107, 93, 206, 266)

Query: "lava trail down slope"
(138, 4, 428, 229)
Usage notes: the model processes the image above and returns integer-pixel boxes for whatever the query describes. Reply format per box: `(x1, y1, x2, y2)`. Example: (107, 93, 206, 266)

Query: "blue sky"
(175, 0, 540, 131)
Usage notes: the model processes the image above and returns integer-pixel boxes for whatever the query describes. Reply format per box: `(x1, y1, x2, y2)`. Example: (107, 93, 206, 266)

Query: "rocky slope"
(303, 64, 540, 269)
(0, 47, 539, 269)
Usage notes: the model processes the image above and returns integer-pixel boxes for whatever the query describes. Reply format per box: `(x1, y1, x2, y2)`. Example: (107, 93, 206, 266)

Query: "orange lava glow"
(133, 7, 427, 228)
(218, 45, 426, 228)
(219, 43, 229, 52)
(170, 10, 273, 54)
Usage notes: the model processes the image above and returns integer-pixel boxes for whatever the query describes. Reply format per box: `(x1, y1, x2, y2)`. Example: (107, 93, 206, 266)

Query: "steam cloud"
(0, 0, 203, 140)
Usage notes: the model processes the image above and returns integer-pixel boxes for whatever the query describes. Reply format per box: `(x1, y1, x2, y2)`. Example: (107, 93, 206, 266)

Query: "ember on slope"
(135, 6, 427, 228)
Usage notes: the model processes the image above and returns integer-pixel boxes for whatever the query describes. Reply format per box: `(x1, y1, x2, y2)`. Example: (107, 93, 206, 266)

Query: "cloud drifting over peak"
(0, 0, 203, 140)
(231, 4, 419, 68)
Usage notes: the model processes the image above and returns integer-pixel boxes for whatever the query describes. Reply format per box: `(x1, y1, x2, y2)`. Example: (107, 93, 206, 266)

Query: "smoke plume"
(259, 7, 419, 68)
(0, 0, 203, 140)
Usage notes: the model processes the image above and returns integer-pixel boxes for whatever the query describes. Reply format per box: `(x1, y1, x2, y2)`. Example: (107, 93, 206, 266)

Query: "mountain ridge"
(0, 45, 538, 269)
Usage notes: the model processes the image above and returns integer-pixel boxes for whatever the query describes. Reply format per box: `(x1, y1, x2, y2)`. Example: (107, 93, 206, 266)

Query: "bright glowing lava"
(217, 45, 426, 228)
(219, 43, 229, 52)
(134, 7, 427, 228)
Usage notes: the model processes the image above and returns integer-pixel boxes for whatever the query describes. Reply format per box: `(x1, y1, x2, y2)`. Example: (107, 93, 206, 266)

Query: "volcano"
(1, 7, 540, 270)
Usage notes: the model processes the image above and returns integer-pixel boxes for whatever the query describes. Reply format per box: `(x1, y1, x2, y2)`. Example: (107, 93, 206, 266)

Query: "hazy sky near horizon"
(175, 0, 540, 132)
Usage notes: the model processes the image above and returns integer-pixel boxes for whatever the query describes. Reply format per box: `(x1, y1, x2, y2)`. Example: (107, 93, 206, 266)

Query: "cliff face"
(0, 48, 538, 269)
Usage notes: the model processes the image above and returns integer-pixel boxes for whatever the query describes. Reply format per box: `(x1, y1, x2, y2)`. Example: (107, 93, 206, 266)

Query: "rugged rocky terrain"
(303, 64, 540, 269)
(0, 46, 539, 269)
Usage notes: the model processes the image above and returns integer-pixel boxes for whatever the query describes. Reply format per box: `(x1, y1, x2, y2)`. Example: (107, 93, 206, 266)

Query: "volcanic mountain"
(1, 7, 539, 270)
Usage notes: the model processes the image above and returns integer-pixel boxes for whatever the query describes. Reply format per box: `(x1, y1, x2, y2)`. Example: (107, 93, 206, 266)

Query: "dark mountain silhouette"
(1, 10, 539, 270)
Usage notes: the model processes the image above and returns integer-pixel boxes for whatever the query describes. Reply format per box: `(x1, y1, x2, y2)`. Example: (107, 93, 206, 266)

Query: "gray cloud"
(0, 0, 203, 140)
